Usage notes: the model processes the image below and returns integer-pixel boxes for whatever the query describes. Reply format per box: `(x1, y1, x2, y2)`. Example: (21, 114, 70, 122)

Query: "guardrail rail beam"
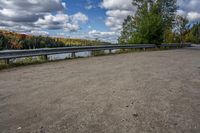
(0, 44, 191, 65)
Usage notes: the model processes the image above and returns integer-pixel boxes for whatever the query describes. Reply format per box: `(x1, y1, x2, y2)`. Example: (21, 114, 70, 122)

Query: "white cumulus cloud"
(0, 0, 88, 32)
(101, 0, 136, 32)
(88, 30, 119, 42)
(34, 12, 88, 31)
(177, 0, 200, 22)
(100, 0, 133, 10)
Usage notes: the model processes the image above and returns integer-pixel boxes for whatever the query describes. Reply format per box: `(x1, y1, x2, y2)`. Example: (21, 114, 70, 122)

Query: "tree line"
(118, 0, 200, 45)
(0, 30, 107, 50)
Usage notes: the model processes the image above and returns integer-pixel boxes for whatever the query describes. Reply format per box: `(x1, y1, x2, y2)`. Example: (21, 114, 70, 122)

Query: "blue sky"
(0, 0, 200, 42)
(64, 0, 107, 31)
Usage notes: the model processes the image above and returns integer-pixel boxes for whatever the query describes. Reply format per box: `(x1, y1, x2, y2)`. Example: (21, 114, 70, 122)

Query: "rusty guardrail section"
(0, 44, 191, 64)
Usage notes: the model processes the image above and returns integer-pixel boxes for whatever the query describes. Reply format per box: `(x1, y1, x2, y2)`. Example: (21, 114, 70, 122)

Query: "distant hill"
(0, 30, 110, 50)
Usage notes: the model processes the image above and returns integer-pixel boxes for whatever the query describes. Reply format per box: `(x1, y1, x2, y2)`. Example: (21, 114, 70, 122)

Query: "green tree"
(189, 23, 200, 44)
(174, 15, 189, 43)
(157, 0, 177, 28)
(164, 29, 179, 43)
(119, 0, 177, 45)
(132, 3, 164, 44)
(132, 0, 177, 28)
(118, 15, 135, 44)
(0, 34, 8, 50)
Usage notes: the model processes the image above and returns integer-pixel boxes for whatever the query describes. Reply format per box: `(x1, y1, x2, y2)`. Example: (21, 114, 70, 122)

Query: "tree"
(0, 29, 108, 50)
(0, 34, 8, 50)
(164, 29, 179, 43)
(119, 0, 177, 45)
(118, 15, 135, 44)
(174, 15, 189, 43)
(188, 23, 200, 44)
(132, 0, 177, 28)
(132, 3, 164, 44)
(157, 0, 177, 28)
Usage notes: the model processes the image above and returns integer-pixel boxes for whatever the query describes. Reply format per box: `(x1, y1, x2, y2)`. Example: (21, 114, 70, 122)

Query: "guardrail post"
(143, 48, 146, 51)
(109, 49, 112, 54)
(44, 55, 48, 61)
(71, 52, 76, 58)
(5, 59, 10, 65)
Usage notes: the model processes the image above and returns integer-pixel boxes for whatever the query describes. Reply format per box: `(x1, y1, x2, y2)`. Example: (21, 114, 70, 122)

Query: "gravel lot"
(0, 47, 200, 133)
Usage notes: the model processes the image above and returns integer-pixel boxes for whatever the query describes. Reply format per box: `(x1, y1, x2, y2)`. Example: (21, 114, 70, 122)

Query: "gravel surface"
(0, 47, 200, 133)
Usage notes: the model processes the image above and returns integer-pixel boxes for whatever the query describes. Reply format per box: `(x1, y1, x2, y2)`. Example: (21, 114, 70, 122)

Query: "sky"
(0, 0, 200, 43)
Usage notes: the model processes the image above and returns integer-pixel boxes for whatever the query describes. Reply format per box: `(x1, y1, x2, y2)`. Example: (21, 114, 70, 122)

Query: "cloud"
(29, 31, 49, 36)
(102, 0, 200, 32)
(177, 0, 200, 22)
(87, 30, 120, 42)
(70, 12, 89, 24)
(54, 30, 119, 43)
(34, 12, 88, 31)
(0, 0, 88, 32)
(100, 0, 133, 10)
(0, 0, 65, 22)
(106, 10, 134, 18)
(85, 5, 94, 10)
(89, 30, 118, 36)
(101, 0, 136, 32)
(105, 10, 134, 31)
(85, 0, 96, 10)
(187, 12, 200, 22)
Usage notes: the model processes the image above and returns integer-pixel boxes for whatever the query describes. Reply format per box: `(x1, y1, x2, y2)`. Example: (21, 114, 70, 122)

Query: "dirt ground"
(0, 47, 200, 133)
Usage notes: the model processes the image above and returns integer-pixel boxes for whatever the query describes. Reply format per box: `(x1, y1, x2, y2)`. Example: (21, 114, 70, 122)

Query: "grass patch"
(0, 57, 47, 70)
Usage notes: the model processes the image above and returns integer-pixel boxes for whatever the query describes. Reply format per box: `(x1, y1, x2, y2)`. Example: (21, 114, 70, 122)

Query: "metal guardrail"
(0, 44, 191, 64)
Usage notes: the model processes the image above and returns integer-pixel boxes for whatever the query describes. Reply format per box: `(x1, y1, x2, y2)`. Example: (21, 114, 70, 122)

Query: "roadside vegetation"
(0, 56, 46, 70)
(118, 0, 200, 45)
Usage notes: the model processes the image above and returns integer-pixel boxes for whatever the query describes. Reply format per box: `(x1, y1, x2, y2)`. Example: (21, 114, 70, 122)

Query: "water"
(12, 50, 121, 63)
(48, 51, 92, 61)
